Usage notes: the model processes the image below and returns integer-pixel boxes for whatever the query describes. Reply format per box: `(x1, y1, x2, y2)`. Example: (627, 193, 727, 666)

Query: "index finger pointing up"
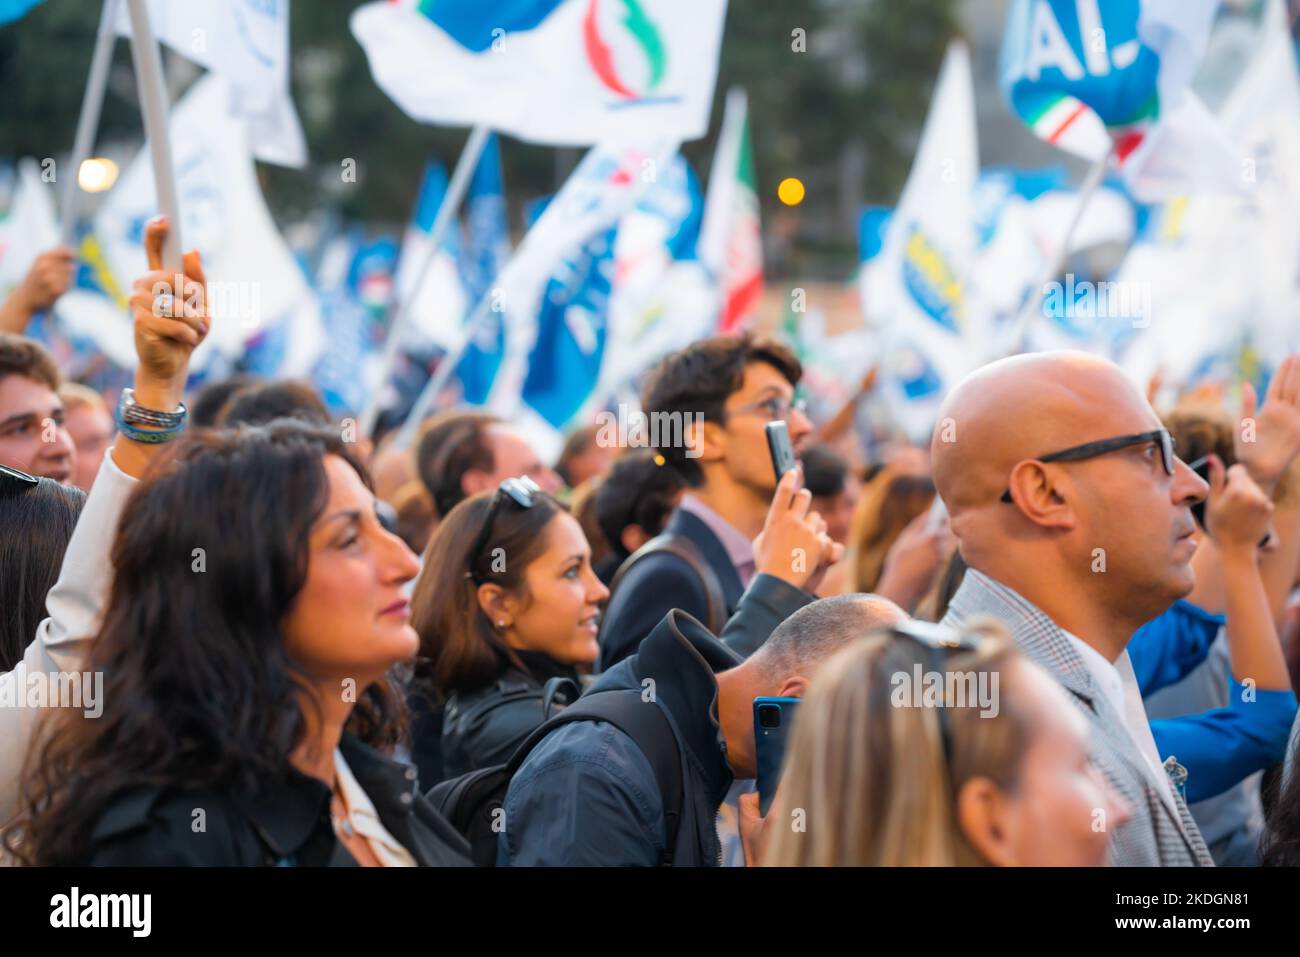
(144, 216, 168, 272)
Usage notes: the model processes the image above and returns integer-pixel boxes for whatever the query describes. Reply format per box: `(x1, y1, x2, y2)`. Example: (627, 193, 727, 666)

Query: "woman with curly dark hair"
(3, 218, 467, 867)
(8, 422, 470, 866)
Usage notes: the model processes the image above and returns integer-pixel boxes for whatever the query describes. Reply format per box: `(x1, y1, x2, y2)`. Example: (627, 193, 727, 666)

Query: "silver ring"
(153, 293, 175, 316)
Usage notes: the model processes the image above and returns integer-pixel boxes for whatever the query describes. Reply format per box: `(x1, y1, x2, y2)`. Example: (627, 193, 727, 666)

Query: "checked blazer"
(942, 569, 1213, 867)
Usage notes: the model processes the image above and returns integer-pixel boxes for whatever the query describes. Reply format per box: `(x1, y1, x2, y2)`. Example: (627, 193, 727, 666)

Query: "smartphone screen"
(754, 696, 801, 817)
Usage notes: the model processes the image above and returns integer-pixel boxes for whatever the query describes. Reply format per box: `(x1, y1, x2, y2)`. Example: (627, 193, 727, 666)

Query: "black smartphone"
(754, 696, 801, 817)
(1188, 455, 1272, 548)
(765, 420, 798, 483)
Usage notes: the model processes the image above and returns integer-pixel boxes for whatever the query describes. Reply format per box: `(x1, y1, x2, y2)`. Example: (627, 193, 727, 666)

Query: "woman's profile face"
(981, 661, 1131, 866)
(501, 512, 609, 667)
(282, 454, 421, 689)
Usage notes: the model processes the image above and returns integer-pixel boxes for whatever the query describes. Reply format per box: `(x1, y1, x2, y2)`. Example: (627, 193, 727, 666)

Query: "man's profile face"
(0, 374, 76, 484)
(718, 362, 812, 498)
(65, 401, 114, 491)
(1050, 393, 1204, 609)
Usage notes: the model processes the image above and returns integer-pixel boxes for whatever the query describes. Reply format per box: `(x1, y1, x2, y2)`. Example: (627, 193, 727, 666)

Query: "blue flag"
(456, 133, 511, 405)
(0, 0, 44, 25)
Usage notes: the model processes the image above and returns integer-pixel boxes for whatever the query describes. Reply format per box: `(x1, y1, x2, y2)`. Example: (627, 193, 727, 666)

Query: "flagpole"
(124, 0, 182, 270)
(1009, 150, 1111, 353)
(388, 291, 494, 452)
(59, 0, 121, 248)
(358, 123, 491, 438)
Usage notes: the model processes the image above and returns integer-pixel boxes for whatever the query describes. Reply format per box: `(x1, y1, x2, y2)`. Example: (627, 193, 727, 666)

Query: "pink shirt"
(677, 495, 756, 587)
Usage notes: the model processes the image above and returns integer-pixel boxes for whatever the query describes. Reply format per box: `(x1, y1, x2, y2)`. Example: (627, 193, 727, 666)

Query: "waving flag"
(599, 153, 710, 400)
(394, 161, 469, 353)
(0, 0, 43, 25)
(860, 41, 985, 441)
(456, 134, 512, 405)
(115, 0, 306, 167)
(93, 74, 319, 372)
(350, 0, 727, 145)
(1000, 0, 1237, 200)
(698, 88, 762, 333)
(1117, 0, 1300, 390)
(482, 139, 679, 431)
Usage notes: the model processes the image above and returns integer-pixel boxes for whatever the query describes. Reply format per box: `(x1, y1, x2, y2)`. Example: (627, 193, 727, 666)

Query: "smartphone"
(754, 696, 801, 817)
(1188, 455, 1272, 548)
(924, 494, 948, 533)
(765, 420, 798, 483)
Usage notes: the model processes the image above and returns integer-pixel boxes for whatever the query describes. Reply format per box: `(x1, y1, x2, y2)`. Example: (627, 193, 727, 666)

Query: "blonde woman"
(751, 620, 1130, 866)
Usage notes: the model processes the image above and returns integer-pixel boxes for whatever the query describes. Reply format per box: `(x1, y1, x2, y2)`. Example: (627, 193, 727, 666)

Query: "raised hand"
(1204, 454, 1275, 556)
(127, 216, 209, 407)
(753, 467, 844, 591)
(1235, 355, 1300, 496)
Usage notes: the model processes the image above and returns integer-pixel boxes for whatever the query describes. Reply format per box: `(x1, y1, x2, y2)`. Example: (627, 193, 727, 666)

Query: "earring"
(497, 619, 506, 629)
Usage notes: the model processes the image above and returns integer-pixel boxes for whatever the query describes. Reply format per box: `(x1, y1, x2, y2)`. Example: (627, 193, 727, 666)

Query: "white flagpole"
(59, 0, 121, 248)
(389, 292, 493, 451)
(1009, 151, 1110, 352)
(358, 123, 491, 438)
(124, 0, 182, 270)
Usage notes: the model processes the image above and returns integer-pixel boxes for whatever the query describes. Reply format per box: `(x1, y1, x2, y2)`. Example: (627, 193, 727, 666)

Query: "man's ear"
(955, 776, 1016, 866)
(774, 675, 807, 699)
(1006, 462, 1077, 532)
(462, 469, 493, 499)
(697, 418, 727, 465)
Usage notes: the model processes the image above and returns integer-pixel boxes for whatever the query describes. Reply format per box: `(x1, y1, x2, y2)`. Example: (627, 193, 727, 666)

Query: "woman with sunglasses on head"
(410, 477, 610, 783)
(4, 220, 469, 866)
(748, 620, 1131, 866)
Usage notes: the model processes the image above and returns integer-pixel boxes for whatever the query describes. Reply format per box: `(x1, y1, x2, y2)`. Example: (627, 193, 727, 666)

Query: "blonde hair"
(57, 381, 106, 413)
(760, 619, 1029, 866)
(844, 467, 935, 593)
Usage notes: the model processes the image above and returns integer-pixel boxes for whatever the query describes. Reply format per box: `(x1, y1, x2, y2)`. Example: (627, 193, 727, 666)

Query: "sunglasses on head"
(1000, 429, 1176, 503)
(465, 476, 542, 585)
(883, 620, 986, 768)
(0, 463, 40, 499)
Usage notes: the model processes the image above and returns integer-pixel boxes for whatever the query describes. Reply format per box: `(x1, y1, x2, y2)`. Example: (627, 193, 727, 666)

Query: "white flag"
(351, 0, 726, 145)
(93, 73, 321, 372)
(860, 41, 986, 441)
(117, 0, 306, 167)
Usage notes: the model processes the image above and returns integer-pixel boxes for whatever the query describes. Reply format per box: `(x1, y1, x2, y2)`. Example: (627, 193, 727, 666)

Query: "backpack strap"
(504, 689, 684, 866)
(609, 533, 728, 635)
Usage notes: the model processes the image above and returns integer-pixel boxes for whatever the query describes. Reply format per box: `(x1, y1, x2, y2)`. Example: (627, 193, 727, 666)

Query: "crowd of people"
(3, 216, 1300, 867)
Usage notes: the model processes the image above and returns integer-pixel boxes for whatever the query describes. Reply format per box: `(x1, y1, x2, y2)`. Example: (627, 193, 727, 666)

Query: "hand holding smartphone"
(754, 696, 801, 816)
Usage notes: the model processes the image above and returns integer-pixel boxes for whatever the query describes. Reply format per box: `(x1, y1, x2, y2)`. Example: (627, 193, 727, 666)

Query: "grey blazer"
(942, 568, 1213, 867)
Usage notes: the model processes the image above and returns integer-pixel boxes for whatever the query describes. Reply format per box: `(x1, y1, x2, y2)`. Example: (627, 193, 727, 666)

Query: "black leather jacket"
(440, 651, 581, 779)
(82, 734, 471, 866)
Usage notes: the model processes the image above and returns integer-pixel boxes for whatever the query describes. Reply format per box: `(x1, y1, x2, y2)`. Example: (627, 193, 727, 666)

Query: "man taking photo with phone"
(597, 335, 840, 668)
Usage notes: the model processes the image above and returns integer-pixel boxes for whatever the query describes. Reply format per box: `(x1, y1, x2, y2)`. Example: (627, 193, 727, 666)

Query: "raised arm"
(0, 218, 208, 823)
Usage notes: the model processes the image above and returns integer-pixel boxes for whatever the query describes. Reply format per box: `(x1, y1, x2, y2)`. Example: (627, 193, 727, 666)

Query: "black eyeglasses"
(885, 620, 984, 769)
(1000, 429, 1176, 503)
(0, 463, 40, 499)
(465, 476, 541, 585)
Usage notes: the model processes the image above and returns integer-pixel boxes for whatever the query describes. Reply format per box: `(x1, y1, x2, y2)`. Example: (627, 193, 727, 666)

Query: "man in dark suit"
(598, 335, 840, 667)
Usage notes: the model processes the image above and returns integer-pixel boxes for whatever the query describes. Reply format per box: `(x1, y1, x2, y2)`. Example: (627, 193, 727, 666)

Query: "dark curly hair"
(6, 420, 406, 864)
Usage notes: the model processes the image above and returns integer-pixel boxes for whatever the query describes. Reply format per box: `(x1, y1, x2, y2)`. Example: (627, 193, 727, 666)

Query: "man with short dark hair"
(0, 334, 76, 484)
(415, 409, 560, 519)
(499, 592, 905, 866)
(598, 334, 831, 667)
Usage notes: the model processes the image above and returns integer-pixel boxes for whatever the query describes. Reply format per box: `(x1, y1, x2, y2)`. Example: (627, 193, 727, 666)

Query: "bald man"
(933, 350, 1214, 866)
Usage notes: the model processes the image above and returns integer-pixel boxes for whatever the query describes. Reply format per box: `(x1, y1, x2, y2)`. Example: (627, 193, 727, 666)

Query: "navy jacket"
(499, 601, 789, 866)
(599, 506, 810, 668)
